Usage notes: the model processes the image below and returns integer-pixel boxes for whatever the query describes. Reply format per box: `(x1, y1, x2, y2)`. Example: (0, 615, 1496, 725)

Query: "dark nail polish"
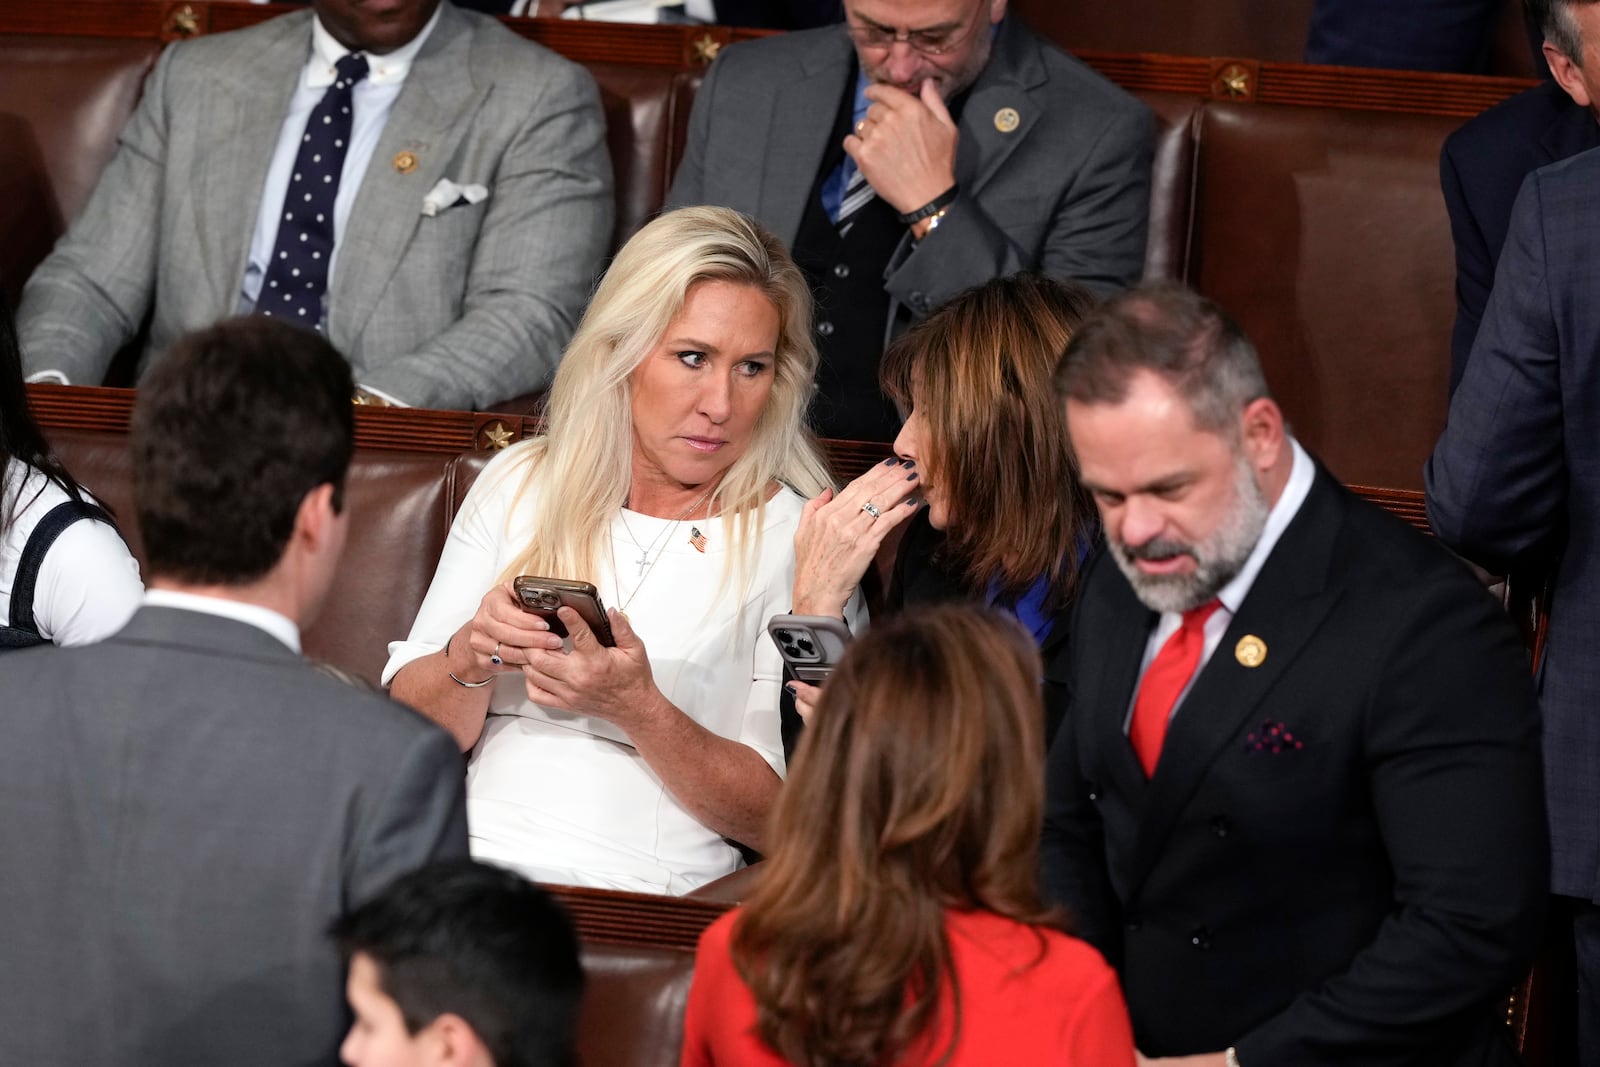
(784, 683, 797, 694)
(882, 457, 901, 467)
(906, 472, 918, 481)
(901, 459, 915, 469)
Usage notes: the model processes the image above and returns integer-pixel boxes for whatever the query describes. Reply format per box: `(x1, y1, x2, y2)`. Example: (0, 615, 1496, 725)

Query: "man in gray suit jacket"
(18, 0, 612, 410)
(1427, 144, 1600, 1062)
(0, 317, 469, 1066)
(667, 0, 1152, 440)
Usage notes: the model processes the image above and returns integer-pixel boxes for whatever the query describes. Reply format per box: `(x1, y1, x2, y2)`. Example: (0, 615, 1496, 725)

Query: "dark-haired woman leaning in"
(0, 297, 141, 649)
(787, 273, 1096, 744)
(682, 606, 1135, 1066)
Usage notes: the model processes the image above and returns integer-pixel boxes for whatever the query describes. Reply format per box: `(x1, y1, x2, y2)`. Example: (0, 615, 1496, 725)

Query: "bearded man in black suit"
(1042, 282, 1547, 1066)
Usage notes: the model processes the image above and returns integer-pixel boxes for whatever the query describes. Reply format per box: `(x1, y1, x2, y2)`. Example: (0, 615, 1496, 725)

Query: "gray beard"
(1110, 458, 1270, 615)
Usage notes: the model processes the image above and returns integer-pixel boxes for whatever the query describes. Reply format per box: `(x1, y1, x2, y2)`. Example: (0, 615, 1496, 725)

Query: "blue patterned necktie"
(259, 52, 369, 331)
(835, 163, 875, 237)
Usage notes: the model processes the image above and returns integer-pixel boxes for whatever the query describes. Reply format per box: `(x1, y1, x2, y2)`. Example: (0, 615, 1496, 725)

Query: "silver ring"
(855, 119, 868, 136)
(490, 641, 503, 666)
(861, 501, 882, 519)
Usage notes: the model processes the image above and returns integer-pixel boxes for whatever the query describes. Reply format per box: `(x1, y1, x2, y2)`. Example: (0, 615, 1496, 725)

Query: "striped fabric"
(836, 163, 875, 236)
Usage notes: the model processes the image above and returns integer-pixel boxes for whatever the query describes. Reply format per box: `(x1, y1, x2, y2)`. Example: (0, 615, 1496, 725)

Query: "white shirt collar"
(1213, 437, 1315, 616)
(307, 5, 441, 89)
(143, 589, 302, 653)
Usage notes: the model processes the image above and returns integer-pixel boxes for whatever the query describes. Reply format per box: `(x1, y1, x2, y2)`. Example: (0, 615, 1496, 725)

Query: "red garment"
(681, 907, 1136, 1066)
(1129, 599, 1223, 776)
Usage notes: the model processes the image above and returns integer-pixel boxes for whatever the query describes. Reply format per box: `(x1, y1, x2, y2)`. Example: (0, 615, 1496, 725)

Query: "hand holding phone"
(767, 613, 853, 683)
(513, 576, 616, 647)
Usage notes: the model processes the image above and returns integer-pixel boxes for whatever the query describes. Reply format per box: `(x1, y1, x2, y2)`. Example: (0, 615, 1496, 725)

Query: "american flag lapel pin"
(688, 526, 707, 553)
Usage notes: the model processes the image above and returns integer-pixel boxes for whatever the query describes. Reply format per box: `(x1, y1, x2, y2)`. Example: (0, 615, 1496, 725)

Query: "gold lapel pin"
(1234, 635, 1267, 668)
(994, 107, 1021, 133)
(393, 150, 418, 175)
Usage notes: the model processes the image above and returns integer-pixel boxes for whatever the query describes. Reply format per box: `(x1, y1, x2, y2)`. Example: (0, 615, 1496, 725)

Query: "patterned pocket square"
(1244, 718, 1304, 755)
(421, 179, 489, 217)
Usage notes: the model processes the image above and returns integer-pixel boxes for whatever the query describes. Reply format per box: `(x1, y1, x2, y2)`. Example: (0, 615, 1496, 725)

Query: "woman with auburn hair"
(386, 206, 863, 894)
(787, 273, 1096, 744)
(682, 605, 1135, 1067)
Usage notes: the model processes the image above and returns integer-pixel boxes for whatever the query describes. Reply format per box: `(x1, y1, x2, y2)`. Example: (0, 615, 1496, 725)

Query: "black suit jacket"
(1042, 466, 1547, 1064)
(1441, 80, 1598, 394)
(890, 510, 1071, 748)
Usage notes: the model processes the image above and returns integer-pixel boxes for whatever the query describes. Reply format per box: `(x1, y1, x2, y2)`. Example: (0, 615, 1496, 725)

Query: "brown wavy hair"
(880, 273, 1098, 614)
(730, 606, 1059, 1066)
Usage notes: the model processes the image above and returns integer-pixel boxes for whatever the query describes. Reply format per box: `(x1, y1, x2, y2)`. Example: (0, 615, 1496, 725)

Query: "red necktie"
(1130, 600, 1223, 777)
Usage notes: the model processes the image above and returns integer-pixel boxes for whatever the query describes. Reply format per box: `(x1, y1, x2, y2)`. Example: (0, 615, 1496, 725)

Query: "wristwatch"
(913, 207, 949, 241)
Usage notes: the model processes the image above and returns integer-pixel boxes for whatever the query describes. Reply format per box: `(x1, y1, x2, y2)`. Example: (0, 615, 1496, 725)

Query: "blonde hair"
(498, 207, 831, 594)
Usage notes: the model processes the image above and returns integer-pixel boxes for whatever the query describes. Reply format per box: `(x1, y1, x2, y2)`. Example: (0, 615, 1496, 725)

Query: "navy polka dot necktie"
(259, 52, 370, 331)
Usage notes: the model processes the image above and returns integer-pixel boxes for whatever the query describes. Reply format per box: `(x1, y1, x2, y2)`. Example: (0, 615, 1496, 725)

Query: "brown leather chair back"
(300, 450, 469, 683)
(589, 61, 686, 249)
(1138, 91, 1203, 281)
(1187, 101, 1459, 490)
(302, 449, 493, 682)
(0, 114, 56, 306)
(47, 427, 141, 556)
(578, 942, 695, 1067)
(0, 35, 157, 291)
(43, 428, 501, 687)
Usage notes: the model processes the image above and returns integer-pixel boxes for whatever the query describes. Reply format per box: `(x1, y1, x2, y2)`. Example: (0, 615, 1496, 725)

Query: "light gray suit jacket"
(17, 4, 613, 409)
(0, 606, 469, 1066)
(666, 16, 1153, 319)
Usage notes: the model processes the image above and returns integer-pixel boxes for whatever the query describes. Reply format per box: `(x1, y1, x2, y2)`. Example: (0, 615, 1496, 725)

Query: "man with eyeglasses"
(667, 0, 1153, 442)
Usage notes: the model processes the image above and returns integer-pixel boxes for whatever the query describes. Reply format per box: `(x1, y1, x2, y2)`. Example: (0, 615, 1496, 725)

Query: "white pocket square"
(421, 179, 489, 217)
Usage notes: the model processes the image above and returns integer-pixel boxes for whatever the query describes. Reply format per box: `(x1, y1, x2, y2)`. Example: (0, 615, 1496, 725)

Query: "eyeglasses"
(845, 0, 986, 56)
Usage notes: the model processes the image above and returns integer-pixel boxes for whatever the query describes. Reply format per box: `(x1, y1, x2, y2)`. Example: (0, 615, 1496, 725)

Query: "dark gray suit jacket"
(17, 3, 613, 409)
(666, 16, 1153, 319)
(1428, 145, 1600, 904)
(0, 606, 469, 1066)
(1046, 468, 1546, 1063)
(1440, 81, 1599, 393)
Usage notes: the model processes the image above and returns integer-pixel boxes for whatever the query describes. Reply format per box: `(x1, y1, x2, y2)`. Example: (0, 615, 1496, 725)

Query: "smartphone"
(767, 614, 853, 683)
(513, 576, 616, 647)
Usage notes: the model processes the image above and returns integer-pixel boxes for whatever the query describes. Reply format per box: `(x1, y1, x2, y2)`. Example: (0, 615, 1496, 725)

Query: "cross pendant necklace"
(617, 483, 716, 598)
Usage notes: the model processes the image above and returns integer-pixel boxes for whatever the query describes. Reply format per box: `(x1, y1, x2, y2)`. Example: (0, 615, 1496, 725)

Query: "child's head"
(330, 860, 584, 1067)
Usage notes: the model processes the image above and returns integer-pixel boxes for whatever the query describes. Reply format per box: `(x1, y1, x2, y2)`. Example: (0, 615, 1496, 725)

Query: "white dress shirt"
(1130, 438, 1315, 727)
(143, 588, 302, 653)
